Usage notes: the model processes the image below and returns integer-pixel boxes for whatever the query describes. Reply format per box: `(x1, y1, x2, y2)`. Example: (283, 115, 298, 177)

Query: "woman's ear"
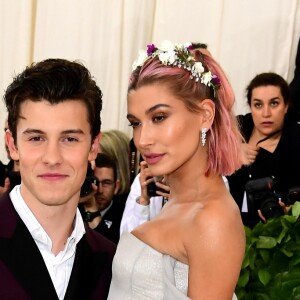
(198, 99, 215, 130)
(5, 130, 19, 161)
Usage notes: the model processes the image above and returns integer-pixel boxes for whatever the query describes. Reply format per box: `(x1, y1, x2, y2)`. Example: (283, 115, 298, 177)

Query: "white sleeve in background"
(120, 173, 163, 234)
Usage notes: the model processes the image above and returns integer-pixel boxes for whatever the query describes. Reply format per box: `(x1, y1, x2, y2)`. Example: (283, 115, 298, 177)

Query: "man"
(0, 59, 116, 299)
(79, 153, 126, 244)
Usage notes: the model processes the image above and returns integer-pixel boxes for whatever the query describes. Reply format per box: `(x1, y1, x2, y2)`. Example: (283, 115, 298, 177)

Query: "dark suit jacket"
(0, 193, 116, 300)
(94, 195, 126, 244)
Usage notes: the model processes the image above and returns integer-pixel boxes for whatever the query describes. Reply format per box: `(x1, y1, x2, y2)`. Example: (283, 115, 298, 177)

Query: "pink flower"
(147, 44, 156, 56)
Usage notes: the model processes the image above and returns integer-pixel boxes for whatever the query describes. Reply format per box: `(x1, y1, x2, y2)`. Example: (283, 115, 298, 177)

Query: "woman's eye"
(153, 114, 166, 123)
(271, 101, 279, 107)
(128, 121, 140, 128)
(254, 103, 262, 108)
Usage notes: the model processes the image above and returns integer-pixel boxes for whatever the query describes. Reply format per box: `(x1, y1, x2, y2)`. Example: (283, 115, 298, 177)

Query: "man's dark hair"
(246, 72, 290, 106)
(95, 153, 118, 182)
(4, 58, 102, 141)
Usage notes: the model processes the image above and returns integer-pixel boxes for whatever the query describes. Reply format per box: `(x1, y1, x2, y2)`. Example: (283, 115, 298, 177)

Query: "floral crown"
(132, 40, 220, 97)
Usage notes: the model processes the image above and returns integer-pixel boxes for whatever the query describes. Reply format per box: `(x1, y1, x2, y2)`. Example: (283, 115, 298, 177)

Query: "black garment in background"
(0, 161, 6, 186)
(79, 194, 126, 244)
(289, 37, 300, 120)
(0, 160, 21, 190)
(226, 113, 300, 227)
(94, 194, 126, 244)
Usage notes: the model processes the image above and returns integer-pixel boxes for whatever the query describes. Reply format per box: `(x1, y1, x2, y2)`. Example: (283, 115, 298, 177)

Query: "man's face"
(94, 166, 119, 211)
(6, 99, 100, 209)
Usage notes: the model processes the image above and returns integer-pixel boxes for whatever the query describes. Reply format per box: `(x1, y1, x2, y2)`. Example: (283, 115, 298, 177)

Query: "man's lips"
(95, 196, 106, 203)
(143, 153, 164, 165)
(38, 173, 68, 181)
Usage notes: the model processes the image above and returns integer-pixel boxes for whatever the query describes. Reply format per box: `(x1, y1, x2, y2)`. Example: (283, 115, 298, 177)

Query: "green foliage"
(236, 202, 300, 299)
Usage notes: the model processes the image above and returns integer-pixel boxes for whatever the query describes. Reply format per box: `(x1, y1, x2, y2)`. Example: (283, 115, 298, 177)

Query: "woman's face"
(250, 85, 288, 137)
(127, 84, 203, 177)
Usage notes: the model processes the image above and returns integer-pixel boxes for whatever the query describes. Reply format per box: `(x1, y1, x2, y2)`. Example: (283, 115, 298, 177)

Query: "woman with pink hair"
(108, 41, 244, 299)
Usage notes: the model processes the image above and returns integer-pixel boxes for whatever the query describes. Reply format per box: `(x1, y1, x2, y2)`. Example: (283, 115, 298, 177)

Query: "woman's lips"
(144, 154, 164, 165)
(261, 122, 273, 127)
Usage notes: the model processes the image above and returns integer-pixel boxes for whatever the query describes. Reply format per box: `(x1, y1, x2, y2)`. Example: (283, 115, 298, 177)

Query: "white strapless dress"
(108, 232, 238, 300)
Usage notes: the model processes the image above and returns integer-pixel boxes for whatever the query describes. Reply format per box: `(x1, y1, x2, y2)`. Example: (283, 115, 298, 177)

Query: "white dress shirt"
(120, 174, 163, 234)
(10, 185, 85, 300)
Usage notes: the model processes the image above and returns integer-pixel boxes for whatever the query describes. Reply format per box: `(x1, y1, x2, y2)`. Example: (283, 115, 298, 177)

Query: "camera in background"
(80, 163, 99, 197)
(245, 177, 283, 220)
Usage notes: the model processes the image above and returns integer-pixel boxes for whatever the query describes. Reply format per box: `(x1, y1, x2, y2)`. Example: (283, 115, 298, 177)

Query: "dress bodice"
(107, 232, 189, 300)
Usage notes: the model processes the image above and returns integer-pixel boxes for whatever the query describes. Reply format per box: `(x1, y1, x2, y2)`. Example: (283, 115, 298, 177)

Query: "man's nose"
(42, 141, 63, 165)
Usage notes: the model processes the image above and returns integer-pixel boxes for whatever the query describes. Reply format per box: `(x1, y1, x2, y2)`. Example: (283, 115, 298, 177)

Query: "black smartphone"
(146, 177, 169, 197)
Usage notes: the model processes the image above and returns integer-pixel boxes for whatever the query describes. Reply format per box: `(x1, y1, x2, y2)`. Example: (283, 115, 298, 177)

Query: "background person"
(0, 119, 21, 197)
(227, 72, 300, 227)
(120, 161, 170, 234)
(0, 58, 115, 299)
(99, 130, 131, 199)
(79, 153, 126, 244)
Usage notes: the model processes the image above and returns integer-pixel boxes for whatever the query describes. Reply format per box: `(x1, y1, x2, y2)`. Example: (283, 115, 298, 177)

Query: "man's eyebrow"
(22, 129, 85, 135)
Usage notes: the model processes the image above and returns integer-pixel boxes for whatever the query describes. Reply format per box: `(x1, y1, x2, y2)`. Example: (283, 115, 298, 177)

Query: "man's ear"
(198, 99, 215, 130)
(114, 179, 120, 195)
(88, 133, 101, 161)
(5, 130, 19, 161)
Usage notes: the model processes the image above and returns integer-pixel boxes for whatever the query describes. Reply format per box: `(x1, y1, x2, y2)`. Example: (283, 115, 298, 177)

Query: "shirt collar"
(10, 185, 85, 249)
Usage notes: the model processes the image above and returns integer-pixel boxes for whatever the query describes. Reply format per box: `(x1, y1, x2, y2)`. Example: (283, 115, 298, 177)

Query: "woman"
(108, 41, 245, 299)
(227, 72, 300, 227)
(100, 129, 131, 197)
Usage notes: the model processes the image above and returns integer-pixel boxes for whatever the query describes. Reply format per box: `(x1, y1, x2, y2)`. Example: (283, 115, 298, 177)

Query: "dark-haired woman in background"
(227, 72, 300, 228)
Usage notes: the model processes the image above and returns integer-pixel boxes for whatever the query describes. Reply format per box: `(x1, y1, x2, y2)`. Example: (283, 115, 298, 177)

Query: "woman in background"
(108, 40, 245, 299)
(227, 72, 300, 227)
(100, 130, 131, 198)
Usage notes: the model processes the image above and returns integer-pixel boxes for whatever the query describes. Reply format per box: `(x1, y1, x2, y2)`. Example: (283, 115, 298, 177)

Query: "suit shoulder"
(85, 225, 116, 254)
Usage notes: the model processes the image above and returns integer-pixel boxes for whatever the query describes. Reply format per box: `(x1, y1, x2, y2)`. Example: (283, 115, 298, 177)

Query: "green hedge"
(236, 202, 300, 300)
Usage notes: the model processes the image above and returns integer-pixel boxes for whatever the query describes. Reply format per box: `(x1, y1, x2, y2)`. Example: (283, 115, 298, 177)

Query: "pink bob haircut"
(128, 48, 242, 176)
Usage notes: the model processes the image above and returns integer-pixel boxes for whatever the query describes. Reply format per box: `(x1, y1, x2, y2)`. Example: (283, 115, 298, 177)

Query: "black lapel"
(64, 234, 109, 300)
(0, 220, 58, 300)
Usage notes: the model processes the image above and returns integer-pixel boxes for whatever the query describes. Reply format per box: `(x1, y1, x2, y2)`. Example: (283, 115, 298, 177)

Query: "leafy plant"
(236, 202, 300, 300)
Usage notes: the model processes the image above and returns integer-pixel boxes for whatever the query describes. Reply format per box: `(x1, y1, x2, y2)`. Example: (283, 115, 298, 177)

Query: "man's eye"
(65, 137, 79, 142)
(29, 136, 43, 142)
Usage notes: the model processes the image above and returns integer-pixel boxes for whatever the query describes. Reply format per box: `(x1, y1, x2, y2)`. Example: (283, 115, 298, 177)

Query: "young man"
(79, 153, 126, 244)
(0, 59, 116, 300)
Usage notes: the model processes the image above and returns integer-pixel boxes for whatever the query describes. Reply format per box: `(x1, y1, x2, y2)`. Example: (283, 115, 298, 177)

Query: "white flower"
(192, 62, 204, 75)
(183, 42, 192, 49)
(132, 50, 148, 71)
(201, 71, 213, 86)
(158, 50, 176, 65)
(159, 40, 175, 52)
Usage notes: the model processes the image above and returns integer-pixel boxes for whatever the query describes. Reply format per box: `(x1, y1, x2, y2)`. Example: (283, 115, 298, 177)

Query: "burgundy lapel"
(0, 194, 58, 299)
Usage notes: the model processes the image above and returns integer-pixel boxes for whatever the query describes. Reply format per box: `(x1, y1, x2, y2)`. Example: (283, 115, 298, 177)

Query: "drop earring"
(201, 128, 207, 146)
